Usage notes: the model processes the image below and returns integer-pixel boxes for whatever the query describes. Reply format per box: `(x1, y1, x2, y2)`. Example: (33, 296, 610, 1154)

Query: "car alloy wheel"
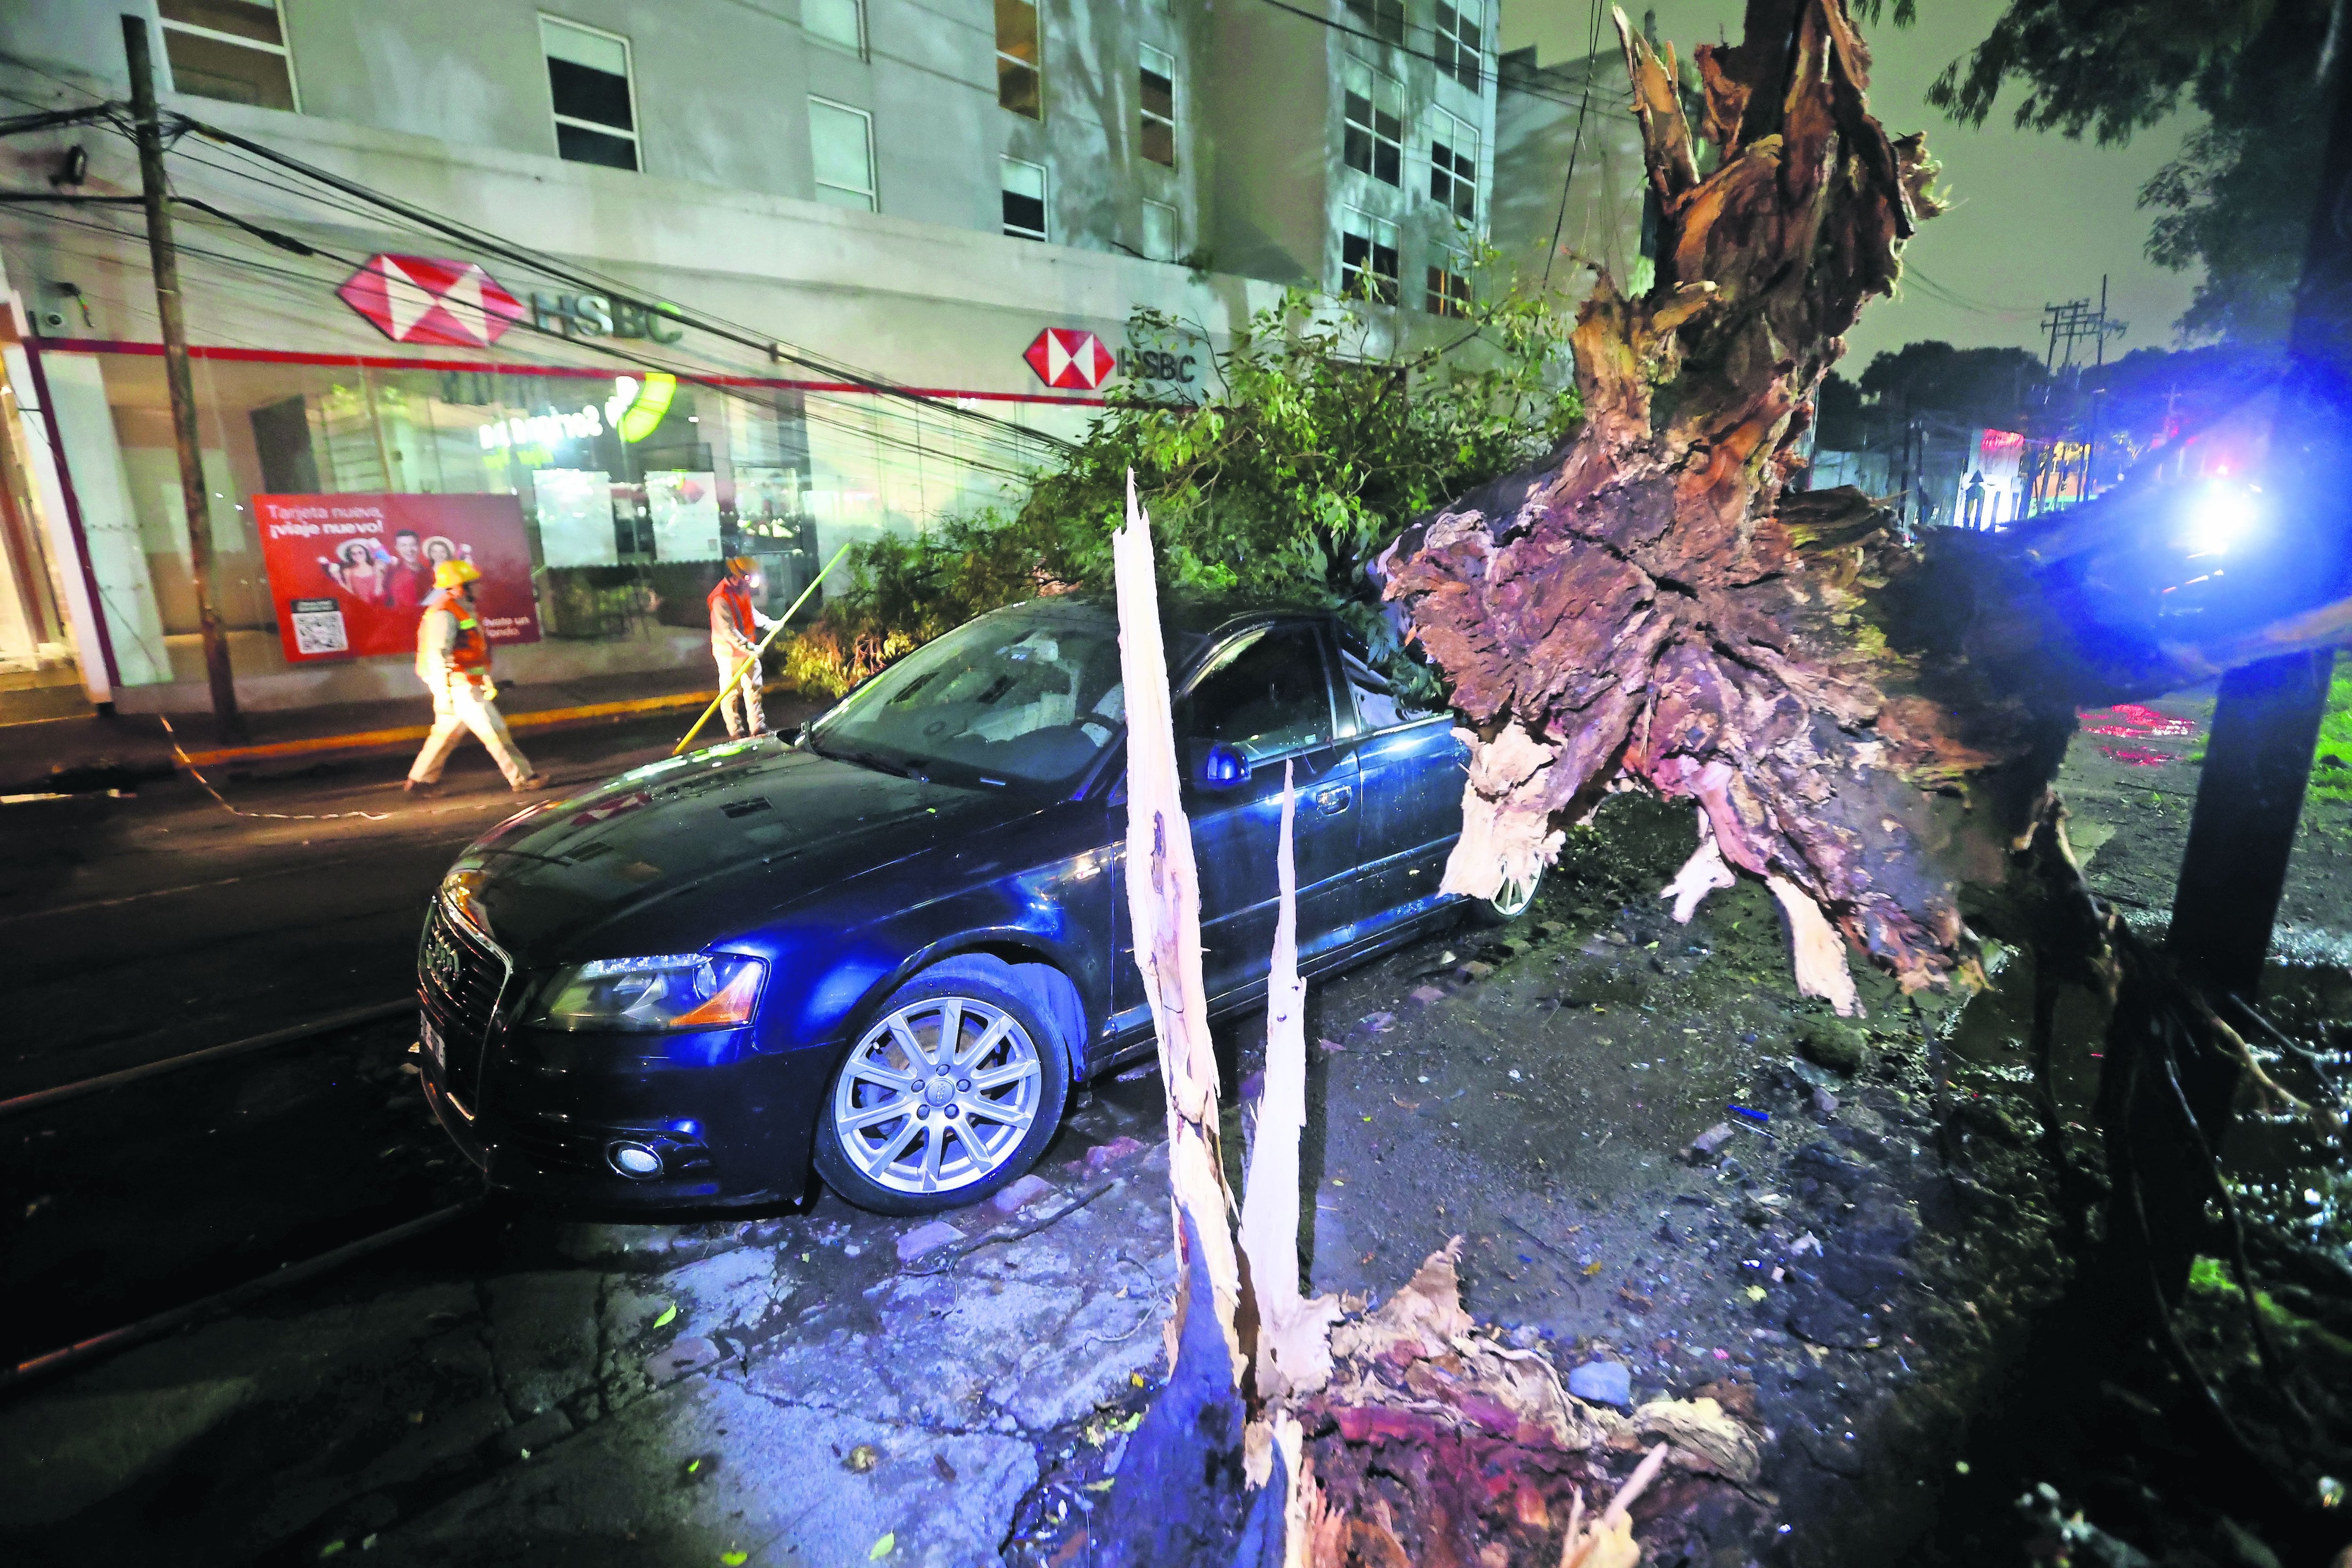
(1470, 864, 1543, 926)
(831, 994, 1044, 1197)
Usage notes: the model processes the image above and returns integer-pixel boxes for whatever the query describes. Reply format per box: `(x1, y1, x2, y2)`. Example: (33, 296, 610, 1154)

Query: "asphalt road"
(0, 704, 818, 1098)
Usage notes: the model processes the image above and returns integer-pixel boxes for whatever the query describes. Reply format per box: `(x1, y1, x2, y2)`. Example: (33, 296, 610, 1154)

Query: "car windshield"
(803, 605, 1130, 788)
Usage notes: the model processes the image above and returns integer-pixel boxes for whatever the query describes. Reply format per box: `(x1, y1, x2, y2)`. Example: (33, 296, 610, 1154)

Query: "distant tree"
(1814, 371, 1865, 449)
(2080, 340, 2285, 451)
(1854, 340, 2047, 429)
(1917, 0, 2331, 342)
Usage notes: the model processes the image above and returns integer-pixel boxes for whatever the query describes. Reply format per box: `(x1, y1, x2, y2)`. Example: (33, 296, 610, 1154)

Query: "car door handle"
(1312, 785, 1352, 817)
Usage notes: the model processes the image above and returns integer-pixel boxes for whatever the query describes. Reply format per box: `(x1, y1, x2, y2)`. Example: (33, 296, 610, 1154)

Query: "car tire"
(814, 968, 1072, 1216)
(1465, 863, 1543, 927)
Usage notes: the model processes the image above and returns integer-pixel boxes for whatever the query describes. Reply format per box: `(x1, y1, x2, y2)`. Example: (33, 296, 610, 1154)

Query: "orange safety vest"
(708, 577, 757, 646)
(424, 591, 491, 678)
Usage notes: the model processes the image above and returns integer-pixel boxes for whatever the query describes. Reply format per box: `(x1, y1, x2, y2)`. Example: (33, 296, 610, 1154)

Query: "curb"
(175, 683, 803, 770)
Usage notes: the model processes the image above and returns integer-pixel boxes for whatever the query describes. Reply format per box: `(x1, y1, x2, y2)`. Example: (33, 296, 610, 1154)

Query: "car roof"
(1004, 592, 1319, 642)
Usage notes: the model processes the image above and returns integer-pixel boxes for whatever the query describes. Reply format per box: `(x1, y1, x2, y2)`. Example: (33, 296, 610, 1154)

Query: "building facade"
(0, 0, 1502, 716)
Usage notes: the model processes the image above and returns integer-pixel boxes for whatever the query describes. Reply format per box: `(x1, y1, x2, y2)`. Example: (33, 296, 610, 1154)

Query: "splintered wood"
(1237, 762, 1343, 1401)
(1113, 472, 1242, 1377)
(1107, 471, 1757, 1564)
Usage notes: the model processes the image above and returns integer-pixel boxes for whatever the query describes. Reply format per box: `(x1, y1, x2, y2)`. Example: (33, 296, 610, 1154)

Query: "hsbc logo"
(337, 255, 525, 349)
(1023, 327, 1116, 390)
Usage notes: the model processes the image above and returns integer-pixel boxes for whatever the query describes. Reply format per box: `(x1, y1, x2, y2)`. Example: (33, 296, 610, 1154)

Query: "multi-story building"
(0, 0, 1499, 716)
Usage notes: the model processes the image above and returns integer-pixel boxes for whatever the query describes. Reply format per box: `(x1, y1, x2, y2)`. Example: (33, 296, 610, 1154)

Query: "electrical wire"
(1248, 0, 1623, 115)
(1541, 0, 1609, 288)
(164, 112, 1081, 454)
(149, 141, 1063, 478)
(5, 201, 1052, 492)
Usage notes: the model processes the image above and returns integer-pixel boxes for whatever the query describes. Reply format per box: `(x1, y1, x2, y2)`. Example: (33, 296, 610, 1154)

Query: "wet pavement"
(2, 686, 2346, 1565)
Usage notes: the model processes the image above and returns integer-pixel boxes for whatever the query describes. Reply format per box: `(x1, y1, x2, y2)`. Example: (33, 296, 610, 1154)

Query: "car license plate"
(422, 1018, 446, 1069)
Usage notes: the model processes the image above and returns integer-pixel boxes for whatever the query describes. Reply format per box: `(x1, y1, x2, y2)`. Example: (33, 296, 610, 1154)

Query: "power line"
(159, 112, 1081, 455)
(2, 199, 1050, 485)
(1248, 0, 1627, 116)
(1541, 0, 1608, 288)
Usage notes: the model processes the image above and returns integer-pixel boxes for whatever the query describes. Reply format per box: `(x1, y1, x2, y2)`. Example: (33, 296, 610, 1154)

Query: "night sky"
(1501, 1, 2203, 367)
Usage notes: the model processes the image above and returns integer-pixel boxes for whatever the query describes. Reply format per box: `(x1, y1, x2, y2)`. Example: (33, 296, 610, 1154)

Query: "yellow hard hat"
(725, 556, 756, 576)
(434, 558, 482, 590)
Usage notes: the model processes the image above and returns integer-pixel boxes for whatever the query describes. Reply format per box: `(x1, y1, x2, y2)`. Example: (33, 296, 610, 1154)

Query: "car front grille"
(418, 898, 511, 1113)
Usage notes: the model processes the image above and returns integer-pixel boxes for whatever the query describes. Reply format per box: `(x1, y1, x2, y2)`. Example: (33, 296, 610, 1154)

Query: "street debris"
(1567, 1360, 1633, 1409)
(894, 1221, 961, 1264)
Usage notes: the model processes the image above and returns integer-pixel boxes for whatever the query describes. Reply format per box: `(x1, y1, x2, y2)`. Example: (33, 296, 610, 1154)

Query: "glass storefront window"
(47, 344, 1056, 692)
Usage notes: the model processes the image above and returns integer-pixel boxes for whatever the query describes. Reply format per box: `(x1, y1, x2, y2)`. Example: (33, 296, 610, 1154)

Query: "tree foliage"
(787, 277, 1582, 694)
(1918, 0, 2331, 342)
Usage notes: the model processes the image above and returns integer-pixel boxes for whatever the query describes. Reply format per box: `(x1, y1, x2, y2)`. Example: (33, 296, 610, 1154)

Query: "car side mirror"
(1190, 740, 1251, 791)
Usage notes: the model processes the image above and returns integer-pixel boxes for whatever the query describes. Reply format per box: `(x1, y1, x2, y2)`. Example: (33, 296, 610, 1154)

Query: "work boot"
(513, 773, 549, 791)
(402, 778, 439, 796)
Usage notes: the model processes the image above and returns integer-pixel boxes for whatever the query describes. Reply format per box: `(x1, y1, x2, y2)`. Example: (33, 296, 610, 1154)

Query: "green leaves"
(868, 1532, 896, 1559)
(652, 1304, 677, 1329)
(790, 265, 1580, 695)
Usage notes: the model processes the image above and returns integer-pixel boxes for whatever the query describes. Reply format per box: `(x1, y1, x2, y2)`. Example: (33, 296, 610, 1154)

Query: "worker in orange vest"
(405, 559, 545, 793)
(707, 556, 780, 739)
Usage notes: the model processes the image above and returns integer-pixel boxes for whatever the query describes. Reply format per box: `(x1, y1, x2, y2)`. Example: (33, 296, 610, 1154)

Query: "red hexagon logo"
(1022, 327, 1115, 390)
(337, 254, 525, 349)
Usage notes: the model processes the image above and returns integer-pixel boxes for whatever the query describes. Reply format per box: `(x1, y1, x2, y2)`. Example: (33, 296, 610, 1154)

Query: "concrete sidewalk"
(3, 665, 819, 794)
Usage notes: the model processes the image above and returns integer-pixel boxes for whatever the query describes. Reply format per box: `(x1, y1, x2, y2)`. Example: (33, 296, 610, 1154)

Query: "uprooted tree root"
(1293, 1245, 1768, 1568)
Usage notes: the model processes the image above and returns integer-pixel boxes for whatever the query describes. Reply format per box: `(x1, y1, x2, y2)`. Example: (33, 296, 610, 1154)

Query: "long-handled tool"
(673, 544, 851, 756)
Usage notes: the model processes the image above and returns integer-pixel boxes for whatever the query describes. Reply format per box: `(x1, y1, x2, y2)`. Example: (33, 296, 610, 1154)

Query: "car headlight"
(534, 953, 767, 1032)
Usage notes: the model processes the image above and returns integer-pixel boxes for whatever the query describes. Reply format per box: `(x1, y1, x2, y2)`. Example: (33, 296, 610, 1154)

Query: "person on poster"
(405, 559, 546, 794)
(320, 539, 388, 605)
(422, 535, 475, 570)
(384, 528, 428, 609)
(707, 556, 780, 739)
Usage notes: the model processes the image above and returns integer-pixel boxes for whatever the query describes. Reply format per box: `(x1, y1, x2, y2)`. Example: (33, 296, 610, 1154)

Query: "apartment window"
(1140, 45, 1176, 168)
(1142, 199, 1178, 262)
(1430, 109, 1478, 224)
(996, 0, 1042, 118)
(1343, 63, 1402, 187)
(1002, 158, 1048, 241)
(541, 16, 638, 170)
(805, 0, 865, 56)
(1435, 1, 1483, 90)
(1341, 210, 1398, 305)
(1344, 0, 1405, 45)
(809, 98, 876, 209)
(158, 0, 296, 111)
(1426, 253, 1471, 316)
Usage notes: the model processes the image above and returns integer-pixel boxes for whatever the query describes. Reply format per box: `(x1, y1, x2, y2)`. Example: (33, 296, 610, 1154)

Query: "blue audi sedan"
(414, 596, 1534, 1215)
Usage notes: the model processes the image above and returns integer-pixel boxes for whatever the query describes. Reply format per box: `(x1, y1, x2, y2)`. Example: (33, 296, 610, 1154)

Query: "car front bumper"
(417, 1022, 839, 1210)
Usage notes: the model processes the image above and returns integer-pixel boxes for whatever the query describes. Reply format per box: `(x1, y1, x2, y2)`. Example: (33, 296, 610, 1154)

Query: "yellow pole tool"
(673, 543, 852, 756)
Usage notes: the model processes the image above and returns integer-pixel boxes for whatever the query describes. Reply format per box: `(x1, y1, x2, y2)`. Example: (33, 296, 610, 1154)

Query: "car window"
(806, 607, 1126, 786)
(1338, 645, 1443, 731)
(1180, 627, 1333, 761)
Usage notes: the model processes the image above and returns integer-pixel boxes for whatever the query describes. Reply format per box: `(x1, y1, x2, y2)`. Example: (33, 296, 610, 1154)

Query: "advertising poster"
(532, 469, 619, 567)
(645, 470, 722, 562)
(254, 493, 542, 663)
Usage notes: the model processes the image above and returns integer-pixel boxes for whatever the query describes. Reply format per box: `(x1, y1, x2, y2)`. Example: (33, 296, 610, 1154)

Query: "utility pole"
(2155, 68, 2352, 1304)
(122, 14, 240, 740)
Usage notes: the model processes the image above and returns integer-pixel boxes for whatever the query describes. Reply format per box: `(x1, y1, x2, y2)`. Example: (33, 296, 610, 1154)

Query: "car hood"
(447, 740, 1022, 960)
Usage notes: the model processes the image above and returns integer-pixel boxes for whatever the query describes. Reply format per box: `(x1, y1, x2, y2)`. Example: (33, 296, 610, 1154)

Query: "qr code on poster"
(287, 598, 349, 655)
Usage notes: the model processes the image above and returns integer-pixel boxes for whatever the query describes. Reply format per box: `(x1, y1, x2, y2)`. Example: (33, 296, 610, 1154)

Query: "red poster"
(253, 494, 541, 663)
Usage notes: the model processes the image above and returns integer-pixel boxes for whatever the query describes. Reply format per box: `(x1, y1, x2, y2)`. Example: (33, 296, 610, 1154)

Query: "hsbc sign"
(338, 254, 683, 349)
(1023, 327, 1116, 390)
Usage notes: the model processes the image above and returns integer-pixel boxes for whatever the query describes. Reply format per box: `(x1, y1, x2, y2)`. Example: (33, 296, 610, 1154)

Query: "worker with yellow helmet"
(707, 556, 780, 740)
(405, 558, 545, 794)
